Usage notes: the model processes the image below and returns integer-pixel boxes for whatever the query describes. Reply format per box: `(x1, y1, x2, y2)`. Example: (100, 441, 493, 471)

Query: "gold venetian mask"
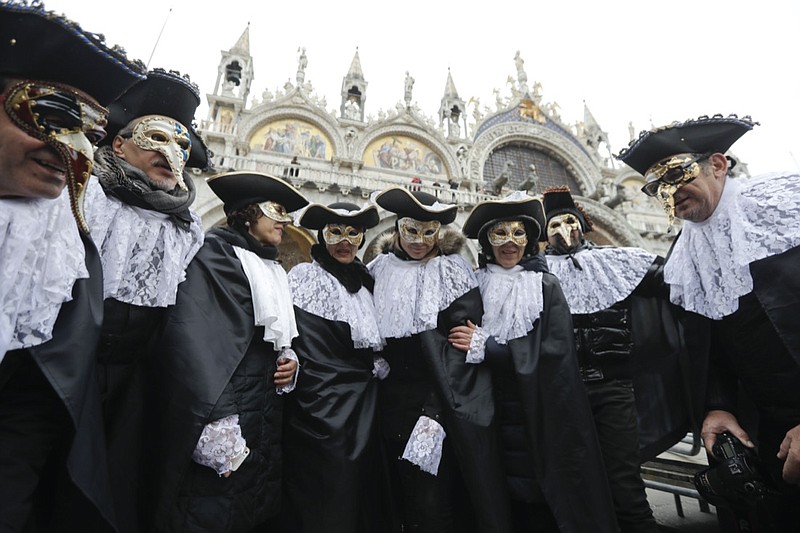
(258, 201, 292, 222)
(547, 213, 581, 249)
(642, 153, 709, 229)
(323, 224, 364, 246)
(130, 115, 192, 191)
(487, 220, 528, 247)
(398, 217, 441, 245)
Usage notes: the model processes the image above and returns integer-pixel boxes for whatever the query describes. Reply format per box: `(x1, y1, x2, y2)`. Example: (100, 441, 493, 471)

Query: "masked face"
(487, 220, 528, 247)
(398, 217, 441, 246)
(130, 115, 191, 191)
(323, 224, 364, 247)
(642, 153, 709, 230)
(3, 81, 108, 233)
(258, 201, 292, 222)
(547, 213, 582, 253)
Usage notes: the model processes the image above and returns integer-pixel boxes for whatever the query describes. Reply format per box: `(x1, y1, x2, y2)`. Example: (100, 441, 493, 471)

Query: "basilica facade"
(189, 26, 719, 269)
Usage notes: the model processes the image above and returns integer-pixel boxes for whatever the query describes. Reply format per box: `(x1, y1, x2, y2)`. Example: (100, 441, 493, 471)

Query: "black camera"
(693, 431, 780, 508)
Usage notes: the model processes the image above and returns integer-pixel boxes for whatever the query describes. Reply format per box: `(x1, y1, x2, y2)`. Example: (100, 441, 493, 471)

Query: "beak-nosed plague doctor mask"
(398, 217, 441, 245)
(642, 153, 710, 231)
(323, 224, 364, 247)
(547, 213, 582, 250)
(487, 221, 528, 247)
(3, 81, 109, 234)
(258, 201, 292, 223)
(129, 115, 191, 191)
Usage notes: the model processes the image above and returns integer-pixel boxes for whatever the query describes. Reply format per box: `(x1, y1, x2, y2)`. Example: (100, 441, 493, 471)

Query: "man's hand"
(448, 320, 477, 353)
(701, 409, 754, 458)
(274, 357, 298, 388)
(778, 424, 800, 485)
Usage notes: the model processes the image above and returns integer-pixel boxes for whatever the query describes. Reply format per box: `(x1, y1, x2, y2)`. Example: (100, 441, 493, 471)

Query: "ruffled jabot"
(546, 247, 656, 314)
(665, 172, 800, 319)
(1, 194, 88, 356)
(476, 264, 544, 344)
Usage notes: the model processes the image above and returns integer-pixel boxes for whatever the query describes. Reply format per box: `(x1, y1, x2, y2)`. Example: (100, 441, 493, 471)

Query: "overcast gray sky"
(47, 0, 800, 176)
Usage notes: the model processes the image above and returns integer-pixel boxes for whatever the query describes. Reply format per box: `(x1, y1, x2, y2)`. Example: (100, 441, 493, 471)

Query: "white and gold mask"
(130, 115, 191, 191)
(547, 213, 581, 250)
(323, 224, 364, 247)
(487, 221, 528, 247)
(398, 217, 441, 245)
(258, 201, 292, 222)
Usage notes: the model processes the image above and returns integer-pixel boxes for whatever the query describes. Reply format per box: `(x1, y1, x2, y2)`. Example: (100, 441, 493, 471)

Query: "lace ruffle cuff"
(372, 356, 391, 380)
(192, 414, 249, 476)
(276, 347, 299, 394)
(466, 325, 487, 364)
(402, 415, 446, 476)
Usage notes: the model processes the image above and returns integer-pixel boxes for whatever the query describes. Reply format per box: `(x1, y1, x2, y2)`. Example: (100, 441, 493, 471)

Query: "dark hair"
(0, 76, 9, 93)
(226, 203, 261, 230)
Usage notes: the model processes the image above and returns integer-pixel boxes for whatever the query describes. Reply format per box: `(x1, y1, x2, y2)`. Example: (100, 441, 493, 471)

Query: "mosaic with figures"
(249, 119, 333, 160)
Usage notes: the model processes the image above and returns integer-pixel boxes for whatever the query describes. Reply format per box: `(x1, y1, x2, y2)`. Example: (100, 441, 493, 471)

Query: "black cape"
(147, 228, 284, 533)
(281, 302, 382, 533)
(502, 272, 618, 532)
(7, 234, 116, 531)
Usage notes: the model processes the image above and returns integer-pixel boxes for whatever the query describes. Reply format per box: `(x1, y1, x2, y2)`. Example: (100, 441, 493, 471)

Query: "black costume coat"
(497, 272, 618, 533)
(147, 228, 284, 533)
(281, 303, 381, 533)
(3, 235, 115, 531)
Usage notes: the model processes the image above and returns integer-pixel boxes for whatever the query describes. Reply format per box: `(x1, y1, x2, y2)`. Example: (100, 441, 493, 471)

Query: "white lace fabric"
(466, 326, 487, 363)
(192, 414, 249, 476)
(666, 172, 800, 319)
(476, 264, 544, 344)
(276, 347, 299, 394)
(402, 415, 446, 476)
(369, 253, 477, 339)
(83, 178, 204, 307)
(546, 247, 656, 315)
(1, 194, 88, 357)
(233, 246, 298, 350)
(288, 262, 384, 351)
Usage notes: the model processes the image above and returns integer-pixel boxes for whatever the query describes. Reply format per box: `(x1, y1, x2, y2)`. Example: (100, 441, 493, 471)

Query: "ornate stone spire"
(231, 23, 250, 56)
(438, 68, 465, 140)
(443, 69, 459, 99)
(347, 48, 364, 80)
(340, 47, 367, 122)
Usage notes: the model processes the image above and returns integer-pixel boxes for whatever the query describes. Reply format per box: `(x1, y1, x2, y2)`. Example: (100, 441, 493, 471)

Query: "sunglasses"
(641, 153, 710, 197)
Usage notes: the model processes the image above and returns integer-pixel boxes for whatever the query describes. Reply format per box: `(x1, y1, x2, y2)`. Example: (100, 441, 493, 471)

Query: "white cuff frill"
(466, 325, 487, 364)
(192, 414, 249, 476)
(372, 356, 391, 380)
(402, 415, 446, 476)
(276, 347, 299, 395)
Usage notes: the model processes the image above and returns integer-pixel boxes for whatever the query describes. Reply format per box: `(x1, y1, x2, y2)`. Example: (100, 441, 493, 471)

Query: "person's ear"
(708, 152, 728, 179)
(112, 135, 127, 158)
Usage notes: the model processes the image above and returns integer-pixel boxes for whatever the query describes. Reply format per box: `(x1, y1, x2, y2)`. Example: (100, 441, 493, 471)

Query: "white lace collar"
(1, 194, 88, 358)
(476, 264, 544, 344)
(665, 172, 800, 319)
(288, 261, 385, 351)
(546, 247, 656, 315)
(84, 178, 204, 307)
(368, 253, 477, 339)
(232, 247, 298, 350)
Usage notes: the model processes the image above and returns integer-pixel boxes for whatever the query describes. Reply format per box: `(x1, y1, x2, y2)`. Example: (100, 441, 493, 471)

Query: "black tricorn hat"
(542, 186, 592, 233)
(207, 171, 309, 215)
(373, 188, 458, 224)
(0, 2, 146, 106)
(297, 201, 380, 230)
(616, 114, 758, 175)
(462, 191, 546, 243)
(103, 68, 211, 169)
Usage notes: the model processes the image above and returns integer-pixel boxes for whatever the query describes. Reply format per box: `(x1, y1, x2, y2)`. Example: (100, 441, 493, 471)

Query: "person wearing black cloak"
(282, 201, 388, 532)
(0, 3, 145, 531)
(147, 171, 308, 533)
(367, 187, 512, 533)
(617, 114, 800, 530)
(83, 67, 211, 533)
(450, 191, 618, 532)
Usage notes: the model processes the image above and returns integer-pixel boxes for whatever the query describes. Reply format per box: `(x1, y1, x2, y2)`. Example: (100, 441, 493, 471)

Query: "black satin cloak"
(504, 273, 618, 533)
(281, 306, 382, 533)
(146, 228, 283, 533)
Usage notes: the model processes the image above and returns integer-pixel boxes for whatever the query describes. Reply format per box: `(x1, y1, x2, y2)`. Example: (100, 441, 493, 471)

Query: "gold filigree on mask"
(487, 221, 527, 247)
(323, 224, 364, 246)
(131, 115, 191, 191)
(644, 154, 705, 231)
(258, 201, 292, 222)
(398, 217, 441, 245)
(547, 213, 581, 249)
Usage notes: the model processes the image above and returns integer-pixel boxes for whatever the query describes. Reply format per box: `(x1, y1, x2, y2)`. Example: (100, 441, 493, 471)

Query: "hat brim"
(0, 4, 145, 106)
(616, 115, 757, 175)
(298, 203, 380, 230)
(207, 171, 309, 214)
(463, 196, 546, 241)
(374, 188, 457, 224)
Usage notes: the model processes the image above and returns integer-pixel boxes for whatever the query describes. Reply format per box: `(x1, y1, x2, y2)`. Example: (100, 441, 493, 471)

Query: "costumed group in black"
(4, 3, 800, 533)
